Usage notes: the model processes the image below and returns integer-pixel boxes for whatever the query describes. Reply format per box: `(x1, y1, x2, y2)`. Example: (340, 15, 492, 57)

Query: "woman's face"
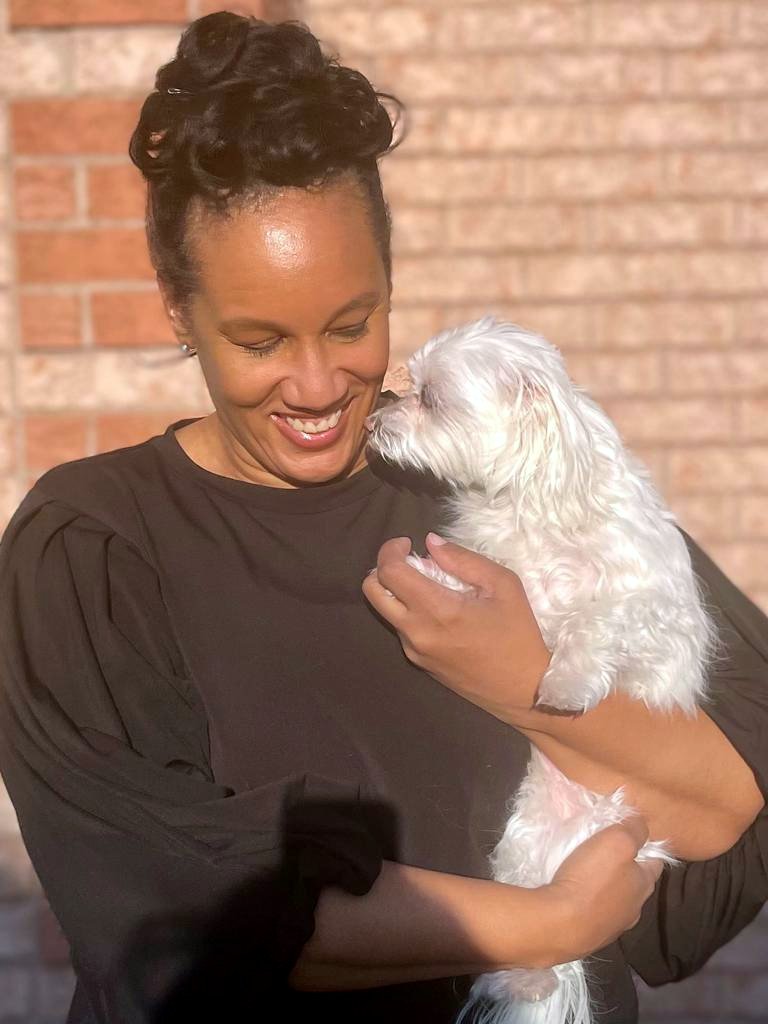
(168, 180, 391, 488)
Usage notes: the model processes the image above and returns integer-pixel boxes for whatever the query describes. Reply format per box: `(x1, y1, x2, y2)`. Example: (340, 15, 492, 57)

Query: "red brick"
(666, 350, 768, 395)
(407, 105, 591, 155)
(199, 0, 296, 17)
(589, 100, 733, 148)
(87, 164, 146, 220)
(668, 446, 768, 493)
(19, 293, 82, 348)
(668, 51, 768, 95)
(11, 99, 142, 156)
(381, 156, 524, 203)
(738, 99, 768, 144)
(704, 542, 768, 592)
(670, 495, 736, 541)
(95, 413, 188, 453)
(91, 290, 175, 347)
(593, 201, 730, 248)
(0, 417, 14, 475)
(17, 229, 153, 284)
(667, 151, 768, 197)
(737, 2, 768, 43)
(737, 398, 768, 439)
(526, 153, 664, 201)
(446, 204, 587, 251)
(435, 5, 588, 50)
(14, 165, 77, 222)
(24, 414, 88, 470)
(394, 256, 525, 303)
(600, 397, 733, 443)
(565, 352, 662, 397)
(525, 251, 768, 299)
(736, 299, 768, 343)
(594, 300, 734, 348)
(592, 2, 731, 47)
(737, 496, 768, 537)
(735, 200, 768, 243)
(11, 0, 185, 25)
(628, 446, 667, 490)
(514, 52, 663, 100)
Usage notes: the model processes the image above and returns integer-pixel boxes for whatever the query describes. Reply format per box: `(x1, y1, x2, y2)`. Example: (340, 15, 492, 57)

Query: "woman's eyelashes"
(239, 320, 371, 358)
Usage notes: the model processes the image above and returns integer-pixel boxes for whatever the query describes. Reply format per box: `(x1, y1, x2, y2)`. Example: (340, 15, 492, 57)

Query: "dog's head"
(367, 315, 598, 503)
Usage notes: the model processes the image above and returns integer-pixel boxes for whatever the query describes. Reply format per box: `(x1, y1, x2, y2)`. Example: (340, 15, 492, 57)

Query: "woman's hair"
(128, 12, 406, 317)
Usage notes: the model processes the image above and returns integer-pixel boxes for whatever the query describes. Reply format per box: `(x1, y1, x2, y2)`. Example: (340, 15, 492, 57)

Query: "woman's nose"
(281, 341, 345, 411)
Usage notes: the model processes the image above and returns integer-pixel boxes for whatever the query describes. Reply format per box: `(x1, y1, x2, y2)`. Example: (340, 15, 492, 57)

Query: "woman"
(0, 13, 766, 1024)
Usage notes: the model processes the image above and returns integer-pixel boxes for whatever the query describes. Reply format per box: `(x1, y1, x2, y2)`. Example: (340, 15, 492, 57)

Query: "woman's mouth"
(270, 403, 350, 450)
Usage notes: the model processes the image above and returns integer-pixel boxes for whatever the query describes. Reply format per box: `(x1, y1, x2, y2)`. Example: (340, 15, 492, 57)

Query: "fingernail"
(427, 532, 447, 546)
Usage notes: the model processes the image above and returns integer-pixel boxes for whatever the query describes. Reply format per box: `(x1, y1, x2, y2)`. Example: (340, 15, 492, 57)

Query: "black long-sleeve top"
(1, 416, 767, 1023)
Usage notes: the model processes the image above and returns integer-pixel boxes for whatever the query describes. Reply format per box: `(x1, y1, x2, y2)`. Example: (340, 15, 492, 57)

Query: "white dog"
(365, 315, 718, 1024)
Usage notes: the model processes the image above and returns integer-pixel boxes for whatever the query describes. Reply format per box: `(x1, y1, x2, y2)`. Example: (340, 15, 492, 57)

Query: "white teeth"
(284, 407, 343, 434)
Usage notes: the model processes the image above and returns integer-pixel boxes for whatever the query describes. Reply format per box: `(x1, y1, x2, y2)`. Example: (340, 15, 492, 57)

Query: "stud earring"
(179, 342, 197, 357)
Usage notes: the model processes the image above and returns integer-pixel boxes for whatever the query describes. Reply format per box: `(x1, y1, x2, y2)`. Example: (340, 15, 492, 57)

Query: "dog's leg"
(536, 591, 711, 715)
(404, 552, 476, 593)
(535, 607, 623, 712)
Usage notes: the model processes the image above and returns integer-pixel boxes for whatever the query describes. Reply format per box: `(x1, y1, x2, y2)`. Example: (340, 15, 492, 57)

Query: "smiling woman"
(1, 11, 768, 1024)
(158, 186, 391, 487)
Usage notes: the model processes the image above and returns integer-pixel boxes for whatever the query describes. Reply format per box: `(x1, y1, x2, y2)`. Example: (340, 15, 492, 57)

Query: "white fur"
(366, 315, 719, 1024)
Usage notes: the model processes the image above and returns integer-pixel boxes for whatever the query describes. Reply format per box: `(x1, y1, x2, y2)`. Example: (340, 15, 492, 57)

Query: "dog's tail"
(458, 961, 592, 1024)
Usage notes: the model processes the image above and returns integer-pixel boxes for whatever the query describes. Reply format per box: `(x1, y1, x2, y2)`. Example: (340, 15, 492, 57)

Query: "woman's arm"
(365, 534, 766, 862)
(513, 693, 762, 860)
(292, 822, 661, 991)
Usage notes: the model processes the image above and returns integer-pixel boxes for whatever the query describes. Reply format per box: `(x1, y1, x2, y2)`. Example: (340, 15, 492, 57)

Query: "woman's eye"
(238, 320, 369, 358)
(333, 320, 370, 340)
(241, 339, 282, 358)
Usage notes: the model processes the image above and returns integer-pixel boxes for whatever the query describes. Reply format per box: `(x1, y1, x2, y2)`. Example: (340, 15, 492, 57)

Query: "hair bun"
(129, 13, 404, 305)
(131, 14, 403, 193)
(156, 12, 326, 95)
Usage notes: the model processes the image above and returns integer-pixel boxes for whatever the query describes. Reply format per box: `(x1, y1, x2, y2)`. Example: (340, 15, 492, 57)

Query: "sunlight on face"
(182, 179, 391, 488)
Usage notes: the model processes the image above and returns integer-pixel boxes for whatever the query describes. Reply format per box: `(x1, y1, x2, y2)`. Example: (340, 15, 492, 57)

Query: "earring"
(179, 342, 197, 357)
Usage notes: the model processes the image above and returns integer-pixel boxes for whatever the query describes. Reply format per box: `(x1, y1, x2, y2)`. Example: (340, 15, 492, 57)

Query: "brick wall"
(0, 1, 767, 1021)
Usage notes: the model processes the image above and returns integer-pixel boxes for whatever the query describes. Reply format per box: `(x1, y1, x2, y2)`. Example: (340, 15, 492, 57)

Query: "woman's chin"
(272, 442, 367, 487)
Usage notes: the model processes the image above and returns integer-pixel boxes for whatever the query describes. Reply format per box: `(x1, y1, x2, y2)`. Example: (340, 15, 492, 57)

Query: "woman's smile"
(270, 398, 353, 450)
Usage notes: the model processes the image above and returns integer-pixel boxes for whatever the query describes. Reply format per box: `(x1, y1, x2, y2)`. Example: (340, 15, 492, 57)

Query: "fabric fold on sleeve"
(0, 494, 384, 1022)
(620, 528, 768, 986)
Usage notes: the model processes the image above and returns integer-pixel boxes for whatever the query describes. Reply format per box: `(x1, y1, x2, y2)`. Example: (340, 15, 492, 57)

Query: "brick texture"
(10, 0, 188, 27)
(1, 3, 767, 1023)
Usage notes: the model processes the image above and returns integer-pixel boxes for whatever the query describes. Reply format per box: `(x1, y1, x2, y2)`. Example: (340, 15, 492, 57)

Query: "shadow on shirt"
(119, 794, 426, 1021)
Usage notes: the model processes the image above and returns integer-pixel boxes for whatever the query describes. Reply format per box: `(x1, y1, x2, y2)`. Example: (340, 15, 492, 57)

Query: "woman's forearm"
(510, 690, 764, 861)
(290, 860, 559, 991)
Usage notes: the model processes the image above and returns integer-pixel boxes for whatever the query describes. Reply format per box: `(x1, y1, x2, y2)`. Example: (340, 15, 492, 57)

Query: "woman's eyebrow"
(219, 290, 381, 333)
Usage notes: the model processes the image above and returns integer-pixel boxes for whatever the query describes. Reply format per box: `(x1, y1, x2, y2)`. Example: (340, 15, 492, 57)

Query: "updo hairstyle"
(128, 11, 406, 320)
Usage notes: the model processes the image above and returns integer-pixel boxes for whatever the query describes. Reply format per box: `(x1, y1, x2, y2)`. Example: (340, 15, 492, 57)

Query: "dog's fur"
(366, 315, 718, 1024)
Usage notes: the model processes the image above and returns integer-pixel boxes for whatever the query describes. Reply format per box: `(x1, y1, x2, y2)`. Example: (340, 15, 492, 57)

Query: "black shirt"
(0, 416, 767, 1023)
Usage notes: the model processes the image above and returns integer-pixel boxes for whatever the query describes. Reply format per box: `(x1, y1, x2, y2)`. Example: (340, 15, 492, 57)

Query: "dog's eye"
(420, 384, 435, 410)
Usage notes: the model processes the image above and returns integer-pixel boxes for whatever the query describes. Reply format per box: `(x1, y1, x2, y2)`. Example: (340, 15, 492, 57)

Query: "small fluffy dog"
(366, 315, 718, 1024)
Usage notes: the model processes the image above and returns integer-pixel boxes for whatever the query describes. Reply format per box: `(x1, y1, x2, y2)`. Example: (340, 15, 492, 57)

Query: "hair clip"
(166, 87, 190, 95)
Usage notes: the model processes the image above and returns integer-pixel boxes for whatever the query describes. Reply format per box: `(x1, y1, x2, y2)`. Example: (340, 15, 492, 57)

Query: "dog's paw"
(405, 553, 475, 593)
(535, 664, 603, 713)
(478, 967, 559, 1004)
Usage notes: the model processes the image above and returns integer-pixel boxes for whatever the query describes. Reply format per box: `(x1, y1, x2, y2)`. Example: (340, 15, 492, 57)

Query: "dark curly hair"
(128, 11, 405, 319)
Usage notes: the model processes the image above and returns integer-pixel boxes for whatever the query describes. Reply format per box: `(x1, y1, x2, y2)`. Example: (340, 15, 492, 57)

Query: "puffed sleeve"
(0, 493, 384, 1022)
(620, 528, 768, 985)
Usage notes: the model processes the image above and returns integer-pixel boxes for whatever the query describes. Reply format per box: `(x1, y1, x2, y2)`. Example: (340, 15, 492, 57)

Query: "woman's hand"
(362, 533, 551, 722)
(543, 816, 664, 965)
(291, 817, 662, 990)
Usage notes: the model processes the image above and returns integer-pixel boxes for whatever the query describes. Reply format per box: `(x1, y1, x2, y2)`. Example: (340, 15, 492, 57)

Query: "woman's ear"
(157, 277, 193, 345)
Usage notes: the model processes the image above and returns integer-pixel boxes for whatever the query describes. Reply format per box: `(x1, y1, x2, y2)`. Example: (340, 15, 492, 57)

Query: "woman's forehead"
(190, 186, 382, 302)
